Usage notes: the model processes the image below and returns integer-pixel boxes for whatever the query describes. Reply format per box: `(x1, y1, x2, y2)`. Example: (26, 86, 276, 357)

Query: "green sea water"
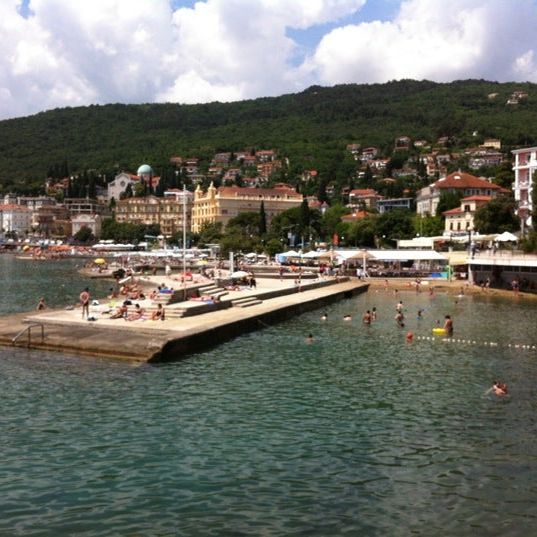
(1, 255, 537, 536)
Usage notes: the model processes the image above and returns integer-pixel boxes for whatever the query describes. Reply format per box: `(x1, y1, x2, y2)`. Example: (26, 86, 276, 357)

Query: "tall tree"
(259, 201, 267, 235)
(474, 197, 520, 234)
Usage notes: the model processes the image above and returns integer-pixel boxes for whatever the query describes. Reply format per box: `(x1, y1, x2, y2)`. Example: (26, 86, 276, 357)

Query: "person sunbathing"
(126, 304, 145, 321)
(110, 304, 128, 319)
(151, 304, 165, 321)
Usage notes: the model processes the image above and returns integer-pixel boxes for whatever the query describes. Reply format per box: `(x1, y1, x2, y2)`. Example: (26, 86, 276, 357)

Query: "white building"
(0, 204, 31, 237)
(511, 147, 535, 231)
(416, 171, 506, 216)
(71, 214, 102, 239)
(107, 172, 138, 203)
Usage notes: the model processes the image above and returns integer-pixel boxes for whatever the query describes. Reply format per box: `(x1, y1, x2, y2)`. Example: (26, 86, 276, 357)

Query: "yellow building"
(191, 183, 303, 233)
(115, 195, 192, 236)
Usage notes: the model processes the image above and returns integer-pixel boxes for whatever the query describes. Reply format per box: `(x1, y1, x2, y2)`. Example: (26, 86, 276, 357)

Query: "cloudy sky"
(2, 0, 537, 121)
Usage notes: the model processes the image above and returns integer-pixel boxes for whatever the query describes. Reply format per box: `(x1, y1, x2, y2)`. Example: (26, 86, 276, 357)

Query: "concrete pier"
(0, 278, 368, 362)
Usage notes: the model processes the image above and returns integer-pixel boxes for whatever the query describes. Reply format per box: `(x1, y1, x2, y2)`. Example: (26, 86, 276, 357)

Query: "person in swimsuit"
(80, 287, 90, 319)
(443, 315, 453, 335)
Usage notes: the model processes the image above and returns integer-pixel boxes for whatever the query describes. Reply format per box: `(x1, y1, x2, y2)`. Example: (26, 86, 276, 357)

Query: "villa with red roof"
(442, 195, 492, 236)
(416, 171, 507, 216)
(348, 188, 383, 210)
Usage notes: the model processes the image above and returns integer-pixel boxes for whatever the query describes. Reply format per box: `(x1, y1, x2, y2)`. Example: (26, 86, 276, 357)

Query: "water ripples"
(1, 287, 537, 535)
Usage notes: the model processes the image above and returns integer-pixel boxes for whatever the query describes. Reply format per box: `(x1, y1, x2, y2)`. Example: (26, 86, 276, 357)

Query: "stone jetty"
(0, 277, 368, 362)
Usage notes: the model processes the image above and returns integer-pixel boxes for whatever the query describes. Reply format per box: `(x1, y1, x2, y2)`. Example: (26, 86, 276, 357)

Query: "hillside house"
(416, 171, 507, 216)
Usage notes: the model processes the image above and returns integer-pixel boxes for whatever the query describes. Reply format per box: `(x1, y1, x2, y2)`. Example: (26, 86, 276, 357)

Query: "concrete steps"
(197, 283, 229, 300)
(231, 297, 263, 308)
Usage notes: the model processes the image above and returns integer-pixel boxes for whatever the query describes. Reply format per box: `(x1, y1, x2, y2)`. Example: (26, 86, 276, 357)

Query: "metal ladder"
(12, 323, 45, 347)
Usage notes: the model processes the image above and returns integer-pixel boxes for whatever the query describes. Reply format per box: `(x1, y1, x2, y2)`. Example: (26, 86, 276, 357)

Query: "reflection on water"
(1, 257, 537, 535)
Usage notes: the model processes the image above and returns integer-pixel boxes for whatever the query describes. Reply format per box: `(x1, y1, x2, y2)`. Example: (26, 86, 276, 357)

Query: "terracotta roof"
(461, 195, 492, 202)
(349, 189, 378, 196)
(0, 204, 30, 211)
(341, 211, 368, 221)
(434, 172, 502, 190)
(217, 186, 301, 198)
(442, 208, 463, 215)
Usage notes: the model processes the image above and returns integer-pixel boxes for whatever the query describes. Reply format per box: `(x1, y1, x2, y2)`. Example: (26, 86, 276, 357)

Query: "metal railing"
(12, 323, 45, 347)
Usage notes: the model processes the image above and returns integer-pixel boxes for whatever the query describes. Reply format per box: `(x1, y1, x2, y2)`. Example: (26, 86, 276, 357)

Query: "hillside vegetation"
(1, 79, 537, 188)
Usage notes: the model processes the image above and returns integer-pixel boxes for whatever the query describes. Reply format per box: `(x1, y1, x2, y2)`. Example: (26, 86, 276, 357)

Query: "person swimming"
(443, 315, 453, 335)
(343, 314, 352, 321)
(321, 312, 328, 321)
(492, 381, 508, 396)
(305, 333, 314, 344)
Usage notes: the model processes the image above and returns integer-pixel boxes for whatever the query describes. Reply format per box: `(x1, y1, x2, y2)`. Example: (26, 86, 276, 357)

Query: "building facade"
(107, 172, 138, 202)
(115, 195, 191, 236)
(442, 195, 491, 236)
(72, 214, 102, 239)
(0, 204, 31, 237)
(511, 147, 535, 231)
(191, 183, 303, 233)
(416, 171, 506, 216)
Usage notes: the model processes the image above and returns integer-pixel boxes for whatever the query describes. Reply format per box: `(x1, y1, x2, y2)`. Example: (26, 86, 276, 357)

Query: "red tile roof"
(217, 186, 301, 198)
(0, 204, 30, 211)
(349, 189, 378, 196)
(442, 208, 463, 215)
(434, 172, 502, 190)
(461, 195, 492, 202)
(341, 211, 368, 221)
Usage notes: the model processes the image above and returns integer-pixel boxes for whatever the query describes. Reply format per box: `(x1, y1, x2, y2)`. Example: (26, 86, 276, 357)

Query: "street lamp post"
(182, 184, 187, 301)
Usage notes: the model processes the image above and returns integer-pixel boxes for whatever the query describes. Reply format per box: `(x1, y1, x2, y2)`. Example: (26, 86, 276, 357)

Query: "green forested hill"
(1, 79, 537, 188)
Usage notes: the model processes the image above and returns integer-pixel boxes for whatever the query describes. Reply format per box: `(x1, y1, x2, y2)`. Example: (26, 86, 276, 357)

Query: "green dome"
(137, 164, 152, 175)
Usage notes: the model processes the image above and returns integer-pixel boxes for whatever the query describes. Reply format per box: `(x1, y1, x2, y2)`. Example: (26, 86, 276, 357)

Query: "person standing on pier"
(80, 287, 90, 319)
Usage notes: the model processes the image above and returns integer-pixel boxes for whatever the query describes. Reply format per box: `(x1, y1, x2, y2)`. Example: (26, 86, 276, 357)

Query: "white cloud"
(305, 0, 537, 85)
(0, 0, 365, 119)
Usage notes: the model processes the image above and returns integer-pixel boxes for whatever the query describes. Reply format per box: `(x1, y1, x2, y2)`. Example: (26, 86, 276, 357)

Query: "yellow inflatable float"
(432, 327, 447, 335)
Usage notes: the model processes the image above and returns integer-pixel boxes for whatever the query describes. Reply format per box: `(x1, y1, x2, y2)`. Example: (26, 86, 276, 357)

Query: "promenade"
(0, 276, 368, 362)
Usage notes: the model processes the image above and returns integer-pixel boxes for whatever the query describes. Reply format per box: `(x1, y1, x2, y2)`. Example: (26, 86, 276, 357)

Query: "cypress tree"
(259, 200, 267, 235)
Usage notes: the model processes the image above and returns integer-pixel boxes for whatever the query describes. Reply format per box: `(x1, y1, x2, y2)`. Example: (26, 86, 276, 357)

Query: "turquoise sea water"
(1, 255, 537, 536)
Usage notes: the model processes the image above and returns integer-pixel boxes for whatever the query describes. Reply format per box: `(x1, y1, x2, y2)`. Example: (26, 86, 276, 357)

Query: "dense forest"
(1, 79, 537, 191)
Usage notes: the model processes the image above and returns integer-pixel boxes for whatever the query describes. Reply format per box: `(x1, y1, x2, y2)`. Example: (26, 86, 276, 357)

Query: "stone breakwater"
(0, 278, 369, 363)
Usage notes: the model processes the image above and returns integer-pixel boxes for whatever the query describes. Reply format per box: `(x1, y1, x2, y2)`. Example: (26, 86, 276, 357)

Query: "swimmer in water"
(362, 310, 372, 325)
(321, 312, 328, 321)
(443, 314, 453, 335)
(305, 333, 314, 344)
(492, 381, 508, 396)
(371, 307, 377, 320)
(417, 309, 423, 319)
(343, 314, 352, 321)
(395, 311, 405, 328)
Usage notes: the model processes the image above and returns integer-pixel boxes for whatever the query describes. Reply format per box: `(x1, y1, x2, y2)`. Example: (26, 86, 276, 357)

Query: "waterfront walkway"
(0, 277, 368, 362)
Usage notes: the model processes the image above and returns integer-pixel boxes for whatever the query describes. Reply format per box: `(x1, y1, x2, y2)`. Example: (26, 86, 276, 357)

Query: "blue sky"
(2, 0, 537, 120)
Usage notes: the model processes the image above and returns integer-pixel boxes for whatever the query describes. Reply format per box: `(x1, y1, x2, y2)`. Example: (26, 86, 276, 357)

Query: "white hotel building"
(512, 147, 535, 231)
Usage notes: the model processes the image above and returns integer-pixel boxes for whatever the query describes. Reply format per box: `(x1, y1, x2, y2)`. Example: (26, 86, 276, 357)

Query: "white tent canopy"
(367, 250, 447, 262)
(496, 231, 518, 242)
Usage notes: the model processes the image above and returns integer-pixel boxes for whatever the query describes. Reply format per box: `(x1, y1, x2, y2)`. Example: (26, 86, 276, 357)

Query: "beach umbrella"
(94, 258, 107, 265)
(231, 270, 249, 278)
